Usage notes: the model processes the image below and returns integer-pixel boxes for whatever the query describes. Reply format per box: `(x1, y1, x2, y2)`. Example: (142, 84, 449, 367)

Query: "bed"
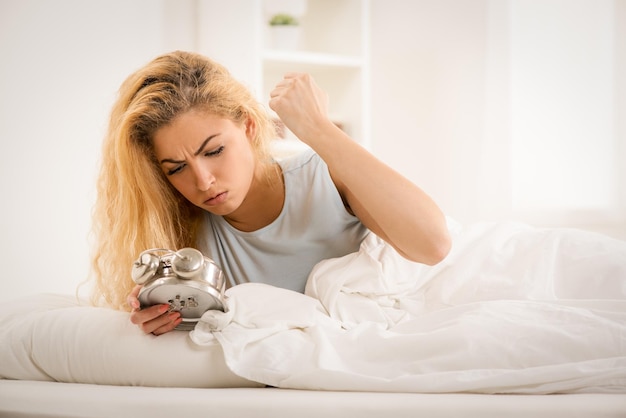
(2, 381, 625, 418)
(2, 220, 625, 417)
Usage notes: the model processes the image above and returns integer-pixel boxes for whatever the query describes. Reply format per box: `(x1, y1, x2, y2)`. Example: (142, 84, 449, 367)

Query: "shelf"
(196, 0, 370, 149)
(262, 49, 363, 69)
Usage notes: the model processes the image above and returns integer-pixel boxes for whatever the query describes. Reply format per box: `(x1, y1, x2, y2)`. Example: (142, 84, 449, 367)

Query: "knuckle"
(139, 324, 152, 335)
(129, 313, 139, 325)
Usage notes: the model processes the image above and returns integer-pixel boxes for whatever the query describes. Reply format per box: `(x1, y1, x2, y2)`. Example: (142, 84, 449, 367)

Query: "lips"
(204, 191, 227, 207)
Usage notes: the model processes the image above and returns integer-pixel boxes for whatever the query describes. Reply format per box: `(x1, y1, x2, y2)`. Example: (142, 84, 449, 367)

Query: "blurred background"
(1, 0, 624, 301)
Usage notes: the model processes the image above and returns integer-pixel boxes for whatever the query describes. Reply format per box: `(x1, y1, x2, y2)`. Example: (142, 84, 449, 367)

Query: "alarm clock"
(131, 247, 226, 331)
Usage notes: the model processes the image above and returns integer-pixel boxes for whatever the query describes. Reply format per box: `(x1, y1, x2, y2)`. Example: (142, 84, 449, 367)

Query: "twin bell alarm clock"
(131, 247, 226, 331)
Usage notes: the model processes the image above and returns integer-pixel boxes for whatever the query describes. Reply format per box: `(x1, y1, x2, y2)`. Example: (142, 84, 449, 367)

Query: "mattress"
(1, 379, 625, 418)
(1, 221, 624, 418)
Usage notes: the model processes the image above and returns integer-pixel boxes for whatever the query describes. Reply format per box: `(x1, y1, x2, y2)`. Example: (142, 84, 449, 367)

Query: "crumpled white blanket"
(190, 220, 626, 394)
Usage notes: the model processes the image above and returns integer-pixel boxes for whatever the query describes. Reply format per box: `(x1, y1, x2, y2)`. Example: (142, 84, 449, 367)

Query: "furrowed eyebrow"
(193, 134, 219, 156)
(159, 134, 220, 165)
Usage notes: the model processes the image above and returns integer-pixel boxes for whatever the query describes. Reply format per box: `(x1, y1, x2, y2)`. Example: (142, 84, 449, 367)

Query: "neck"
(224, 162, 284, 232)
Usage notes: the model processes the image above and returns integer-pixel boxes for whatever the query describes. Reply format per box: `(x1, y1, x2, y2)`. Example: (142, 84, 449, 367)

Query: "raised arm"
(269, 73, 451, 265)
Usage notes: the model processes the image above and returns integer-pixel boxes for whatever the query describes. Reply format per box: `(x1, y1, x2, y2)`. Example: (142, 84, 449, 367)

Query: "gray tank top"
(199, 150, 369, 293)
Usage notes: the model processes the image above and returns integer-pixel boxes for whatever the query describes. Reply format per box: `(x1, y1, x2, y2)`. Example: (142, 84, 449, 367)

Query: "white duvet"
(191, 220, 626, 394)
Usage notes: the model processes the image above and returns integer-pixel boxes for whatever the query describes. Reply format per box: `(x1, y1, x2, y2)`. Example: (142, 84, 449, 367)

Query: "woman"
(91, 50, 451, 335)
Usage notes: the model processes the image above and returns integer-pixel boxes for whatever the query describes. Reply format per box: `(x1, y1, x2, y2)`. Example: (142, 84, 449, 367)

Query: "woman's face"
(152, 109, 257, 216)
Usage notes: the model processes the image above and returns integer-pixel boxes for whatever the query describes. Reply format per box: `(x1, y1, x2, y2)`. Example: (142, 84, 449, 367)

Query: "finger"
(274, 73, 310, 88)
(270, 80, 294, 96)
(152, 317, 183, 335)
(142, 312, 182, 335)
(274, 77, 294, 86)
(268, 97, 278, 112)
(269, 87, 284, 98)
(127, 285, 142, 310)
(129, 303, 170, 325)
(281, 72, 304, 79)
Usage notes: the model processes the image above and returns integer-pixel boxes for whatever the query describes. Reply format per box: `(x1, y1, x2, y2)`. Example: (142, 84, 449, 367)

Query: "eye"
(167, 164, 185, 176)
(205, 145, 225, 157)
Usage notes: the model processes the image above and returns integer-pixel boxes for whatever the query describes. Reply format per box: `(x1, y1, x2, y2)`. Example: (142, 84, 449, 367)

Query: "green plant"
(269, 13, 298, 26)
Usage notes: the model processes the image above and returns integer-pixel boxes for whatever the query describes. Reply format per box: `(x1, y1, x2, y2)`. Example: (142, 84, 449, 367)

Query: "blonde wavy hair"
(91, 51, 276, 310)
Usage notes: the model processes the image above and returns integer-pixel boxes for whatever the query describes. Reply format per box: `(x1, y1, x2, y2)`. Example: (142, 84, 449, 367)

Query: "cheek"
(238, 148, 257, 183)
(165, 173, 193, 197)
(226, 142, 255, 177)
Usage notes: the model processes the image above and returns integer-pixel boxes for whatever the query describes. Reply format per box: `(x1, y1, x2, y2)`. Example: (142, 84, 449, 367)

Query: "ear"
(244, 116, 257, 142)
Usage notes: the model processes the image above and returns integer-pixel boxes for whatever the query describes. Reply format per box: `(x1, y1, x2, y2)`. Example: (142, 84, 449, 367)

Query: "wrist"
(296, 118, 342, 148)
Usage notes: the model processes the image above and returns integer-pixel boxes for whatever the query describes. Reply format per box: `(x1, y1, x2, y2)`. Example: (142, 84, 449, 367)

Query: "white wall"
(1, 0, 623, 302)
(0, 0, 195, 301)
(370, 0, 626, 238)
(370, 0, 491, 225)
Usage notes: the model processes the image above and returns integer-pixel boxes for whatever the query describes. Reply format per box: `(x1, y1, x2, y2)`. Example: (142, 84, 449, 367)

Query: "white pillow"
(0, 293, 263, 388)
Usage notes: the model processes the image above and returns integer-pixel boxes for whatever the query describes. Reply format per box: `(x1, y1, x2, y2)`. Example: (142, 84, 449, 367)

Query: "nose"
(191, 163, 215, 192)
